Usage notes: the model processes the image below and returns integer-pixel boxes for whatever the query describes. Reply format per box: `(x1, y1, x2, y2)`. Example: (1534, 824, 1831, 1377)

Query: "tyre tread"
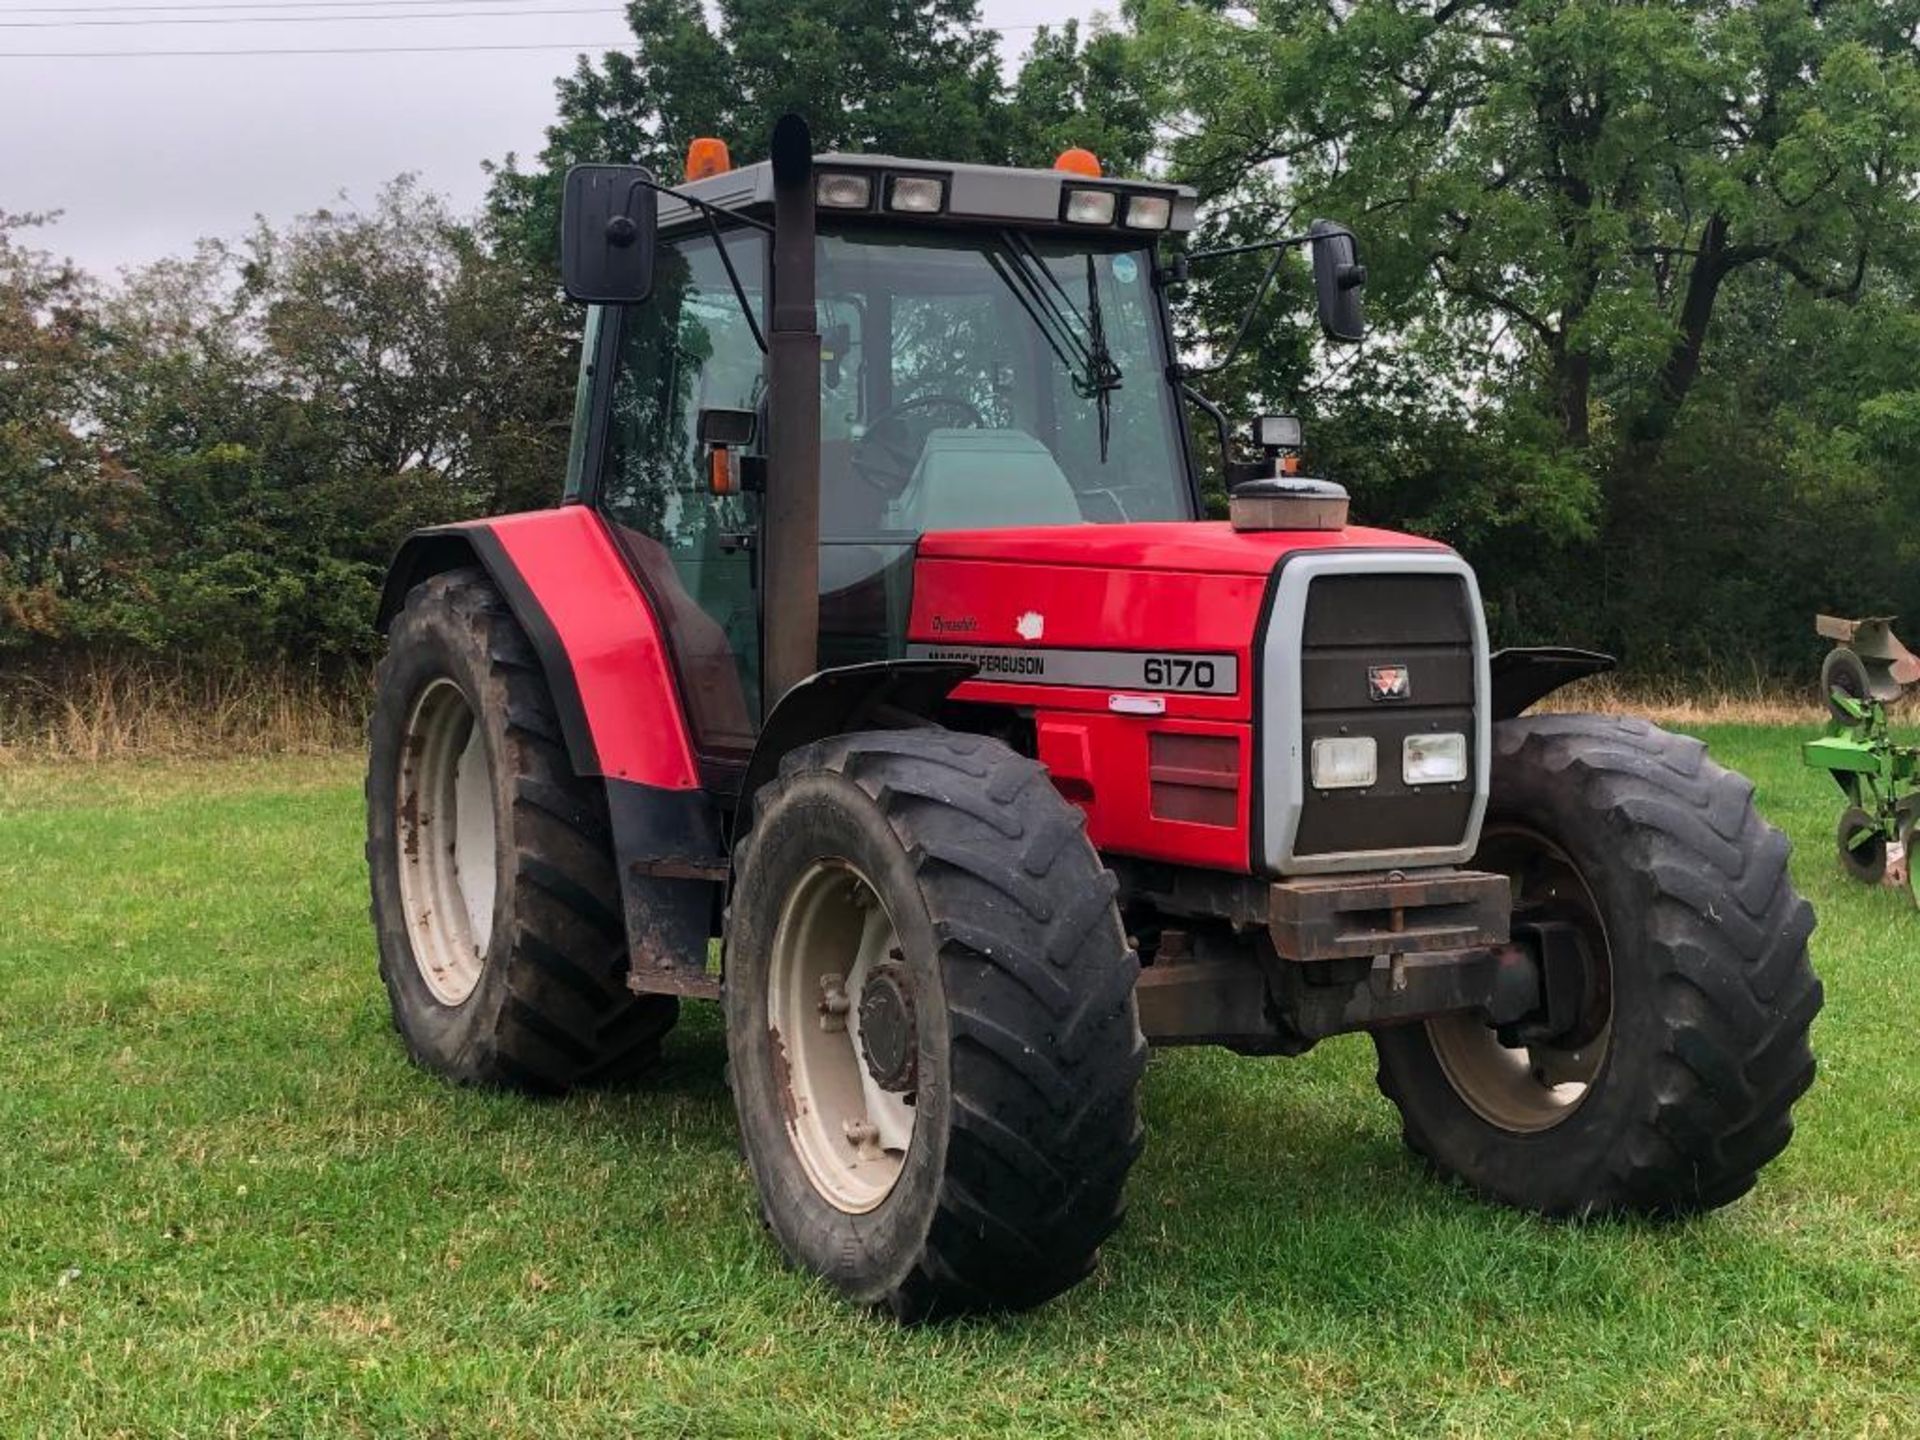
(765, 728, 1142, 1319)
(1376, 713, 1820, 1217)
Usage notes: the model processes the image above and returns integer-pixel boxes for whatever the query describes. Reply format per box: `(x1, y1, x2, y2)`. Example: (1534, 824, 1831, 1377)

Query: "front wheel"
(1374, 714, 1821, 1216)
(724, 729, 1145, 1320)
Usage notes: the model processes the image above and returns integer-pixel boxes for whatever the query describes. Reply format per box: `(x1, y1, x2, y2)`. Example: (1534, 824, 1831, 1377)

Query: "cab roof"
(658, 151, 1199, 237)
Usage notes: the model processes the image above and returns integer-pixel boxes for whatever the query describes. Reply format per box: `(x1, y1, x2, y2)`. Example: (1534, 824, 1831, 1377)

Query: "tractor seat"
(884, 428, 1082, 532)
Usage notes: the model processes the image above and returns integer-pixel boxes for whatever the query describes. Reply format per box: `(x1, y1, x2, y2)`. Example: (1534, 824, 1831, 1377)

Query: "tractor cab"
(570, 161, 1194, 737)
(555, 123, 1365, 765)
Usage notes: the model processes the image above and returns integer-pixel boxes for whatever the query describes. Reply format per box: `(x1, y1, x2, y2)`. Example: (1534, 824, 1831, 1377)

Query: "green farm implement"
(1805, 615, 1920, 892)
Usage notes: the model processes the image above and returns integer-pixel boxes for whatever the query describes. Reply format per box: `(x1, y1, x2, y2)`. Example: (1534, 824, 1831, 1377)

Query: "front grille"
(1293, 572, 1478, 858)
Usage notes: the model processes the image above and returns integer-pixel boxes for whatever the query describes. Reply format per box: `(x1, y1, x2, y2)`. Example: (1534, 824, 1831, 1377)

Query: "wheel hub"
(766, 861, 919, 1213)
(857, 962, 918, 1094)
(1427, 824, 1614, 1134)
(1504, 918, 1607, 1050)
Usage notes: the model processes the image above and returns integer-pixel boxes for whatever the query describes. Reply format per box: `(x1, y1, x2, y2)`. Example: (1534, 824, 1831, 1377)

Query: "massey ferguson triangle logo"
(1368, 664, 1411, 701)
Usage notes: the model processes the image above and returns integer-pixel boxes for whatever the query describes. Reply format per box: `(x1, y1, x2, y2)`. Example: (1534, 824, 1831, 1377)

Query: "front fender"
(734, 660, 976, 837)
(1489, 646, 1616, 720)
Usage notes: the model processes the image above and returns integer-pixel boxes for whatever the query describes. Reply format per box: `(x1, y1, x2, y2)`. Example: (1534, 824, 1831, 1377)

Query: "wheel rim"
(1426, 825, 1613, 1134)
(395, 678, 497, 1006)
(767, 859, 918, 1214)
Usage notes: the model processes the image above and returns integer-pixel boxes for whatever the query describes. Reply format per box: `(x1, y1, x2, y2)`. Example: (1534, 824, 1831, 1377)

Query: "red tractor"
(367, 117, 1820, 1319)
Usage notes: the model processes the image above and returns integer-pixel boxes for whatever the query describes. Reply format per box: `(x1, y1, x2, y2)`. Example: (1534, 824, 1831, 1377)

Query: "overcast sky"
(0, 0, 1105, 275)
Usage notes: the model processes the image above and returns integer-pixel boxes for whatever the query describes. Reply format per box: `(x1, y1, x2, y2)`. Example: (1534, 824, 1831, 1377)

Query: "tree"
(1007, 20, 1159, 175)
(0, 214, 124, 646)
(486, 3, 1160, 272)
(488, 0, 1000, 271)
(0, 183, 576, 665)
(1137, 0, 1920, 457)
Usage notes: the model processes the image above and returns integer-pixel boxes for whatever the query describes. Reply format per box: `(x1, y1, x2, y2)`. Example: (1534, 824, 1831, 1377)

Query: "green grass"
(2, 729, 1915, 1437)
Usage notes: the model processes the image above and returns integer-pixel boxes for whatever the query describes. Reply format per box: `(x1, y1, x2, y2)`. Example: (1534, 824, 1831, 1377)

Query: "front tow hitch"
(1131, 867, 1606, 1055)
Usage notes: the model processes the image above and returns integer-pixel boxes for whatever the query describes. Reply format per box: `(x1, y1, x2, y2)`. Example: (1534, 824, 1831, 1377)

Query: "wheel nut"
(818, 974, 850, 1032)
(843, 1118, 883, 1161)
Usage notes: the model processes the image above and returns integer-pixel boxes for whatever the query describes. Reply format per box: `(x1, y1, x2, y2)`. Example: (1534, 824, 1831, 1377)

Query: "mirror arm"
(619, 173, 773, 235)
(616, 172, 769, 352)
(1181, 225, 1355, 266)
(1171, 223, 1365, 374)
(703, 208, 767, 355)
(1178, 241, 1290, 379)
(1178, 380, 1235, 473)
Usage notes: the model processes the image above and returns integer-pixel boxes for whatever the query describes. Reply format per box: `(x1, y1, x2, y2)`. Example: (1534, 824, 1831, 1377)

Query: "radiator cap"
(1229, 476, 1349, 532)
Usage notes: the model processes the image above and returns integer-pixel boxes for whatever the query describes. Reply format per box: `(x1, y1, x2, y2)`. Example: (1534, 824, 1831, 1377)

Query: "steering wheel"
(849, 393, 985, 498)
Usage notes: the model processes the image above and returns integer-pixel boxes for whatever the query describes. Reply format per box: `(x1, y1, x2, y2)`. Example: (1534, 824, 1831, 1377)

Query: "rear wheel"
(1374, 714, 1820, 1216)
(725, 729, 1145, 1319)
(367, 567, 677, 1090)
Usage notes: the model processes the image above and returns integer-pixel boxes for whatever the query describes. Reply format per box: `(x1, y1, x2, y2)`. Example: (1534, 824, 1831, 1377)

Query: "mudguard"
(1489, 646, 1616, 719)
(380, 507, 724, 996)
(380, 508, 702, 787)
(734, 659, 976, 838)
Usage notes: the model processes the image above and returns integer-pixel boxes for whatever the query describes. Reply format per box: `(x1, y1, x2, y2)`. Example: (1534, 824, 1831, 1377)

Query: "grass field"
(2, 728, 1916, 1437)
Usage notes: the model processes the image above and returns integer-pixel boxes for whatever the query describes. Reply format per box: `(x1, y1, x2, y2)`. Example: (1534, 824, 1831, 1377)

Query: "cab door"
(591, 229, 768, 762)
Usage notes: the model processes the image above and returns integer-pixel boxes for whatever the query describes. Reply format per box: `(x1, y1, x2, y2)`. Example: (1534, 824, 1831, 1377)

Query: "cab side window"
(601, 232, 767, 755)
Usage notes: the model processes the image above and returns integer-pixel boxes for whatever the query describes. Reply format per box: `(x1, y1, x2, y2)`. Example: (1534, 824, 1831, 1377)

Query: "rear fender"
(380, 509, 725, 996)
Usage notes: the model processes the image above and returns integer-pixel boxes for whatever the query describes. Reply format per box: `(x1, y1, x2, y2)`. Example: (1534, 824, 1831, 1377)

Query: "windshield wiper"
(983, 248, 1086, 378)
(988, 232, 1122, 461)
(1079, 252, 1121, 463)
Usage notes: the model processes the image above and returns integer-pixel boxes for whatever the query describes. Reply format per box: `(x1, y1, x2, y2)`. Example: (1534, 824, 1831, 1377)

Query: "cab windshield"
(814, 225, 1193, 538)
(596, 222, 1193, 751)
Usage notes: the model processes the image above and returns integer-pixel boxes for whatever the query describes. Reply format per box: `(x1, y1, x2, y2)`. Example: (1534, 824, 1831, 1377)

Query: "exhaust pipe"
(761, 114, 822, 715)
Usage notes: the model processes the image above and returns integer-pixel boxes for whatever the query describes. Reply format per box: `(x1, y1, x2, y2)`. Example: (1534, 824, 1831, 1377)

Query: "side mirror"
(561, 164, 658, 304)
(1309, 219, 1366, 343)
(698, 406, 759, 496)
(696, 406, 757, 448)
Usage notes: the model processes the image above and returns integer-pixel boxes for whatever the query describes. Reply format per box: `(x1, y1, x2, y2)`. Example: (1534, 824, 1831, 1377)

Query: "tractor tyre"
(366, 567, 678, 1092)
(1374, 714, 1820, 1217)
(724, 729, 1145, 1320)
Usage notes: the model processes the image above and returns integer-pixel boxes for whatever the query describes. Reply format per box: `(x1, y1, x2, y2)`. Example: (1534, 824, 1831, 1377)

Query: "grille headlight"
(816, 172, 872, 209)
(1310, 735, 1377, 790)
(1125, 193, 1173, 230)
(1063, 187, 1118, 224)
(1403, 732, 1468, 785)
(887, 175, 945, 213)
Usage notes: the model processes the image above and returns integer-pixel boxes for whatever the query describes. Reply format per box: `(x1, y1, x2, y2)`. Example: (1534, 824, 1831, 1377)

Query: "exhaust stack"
(761, 114, 822, 715)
